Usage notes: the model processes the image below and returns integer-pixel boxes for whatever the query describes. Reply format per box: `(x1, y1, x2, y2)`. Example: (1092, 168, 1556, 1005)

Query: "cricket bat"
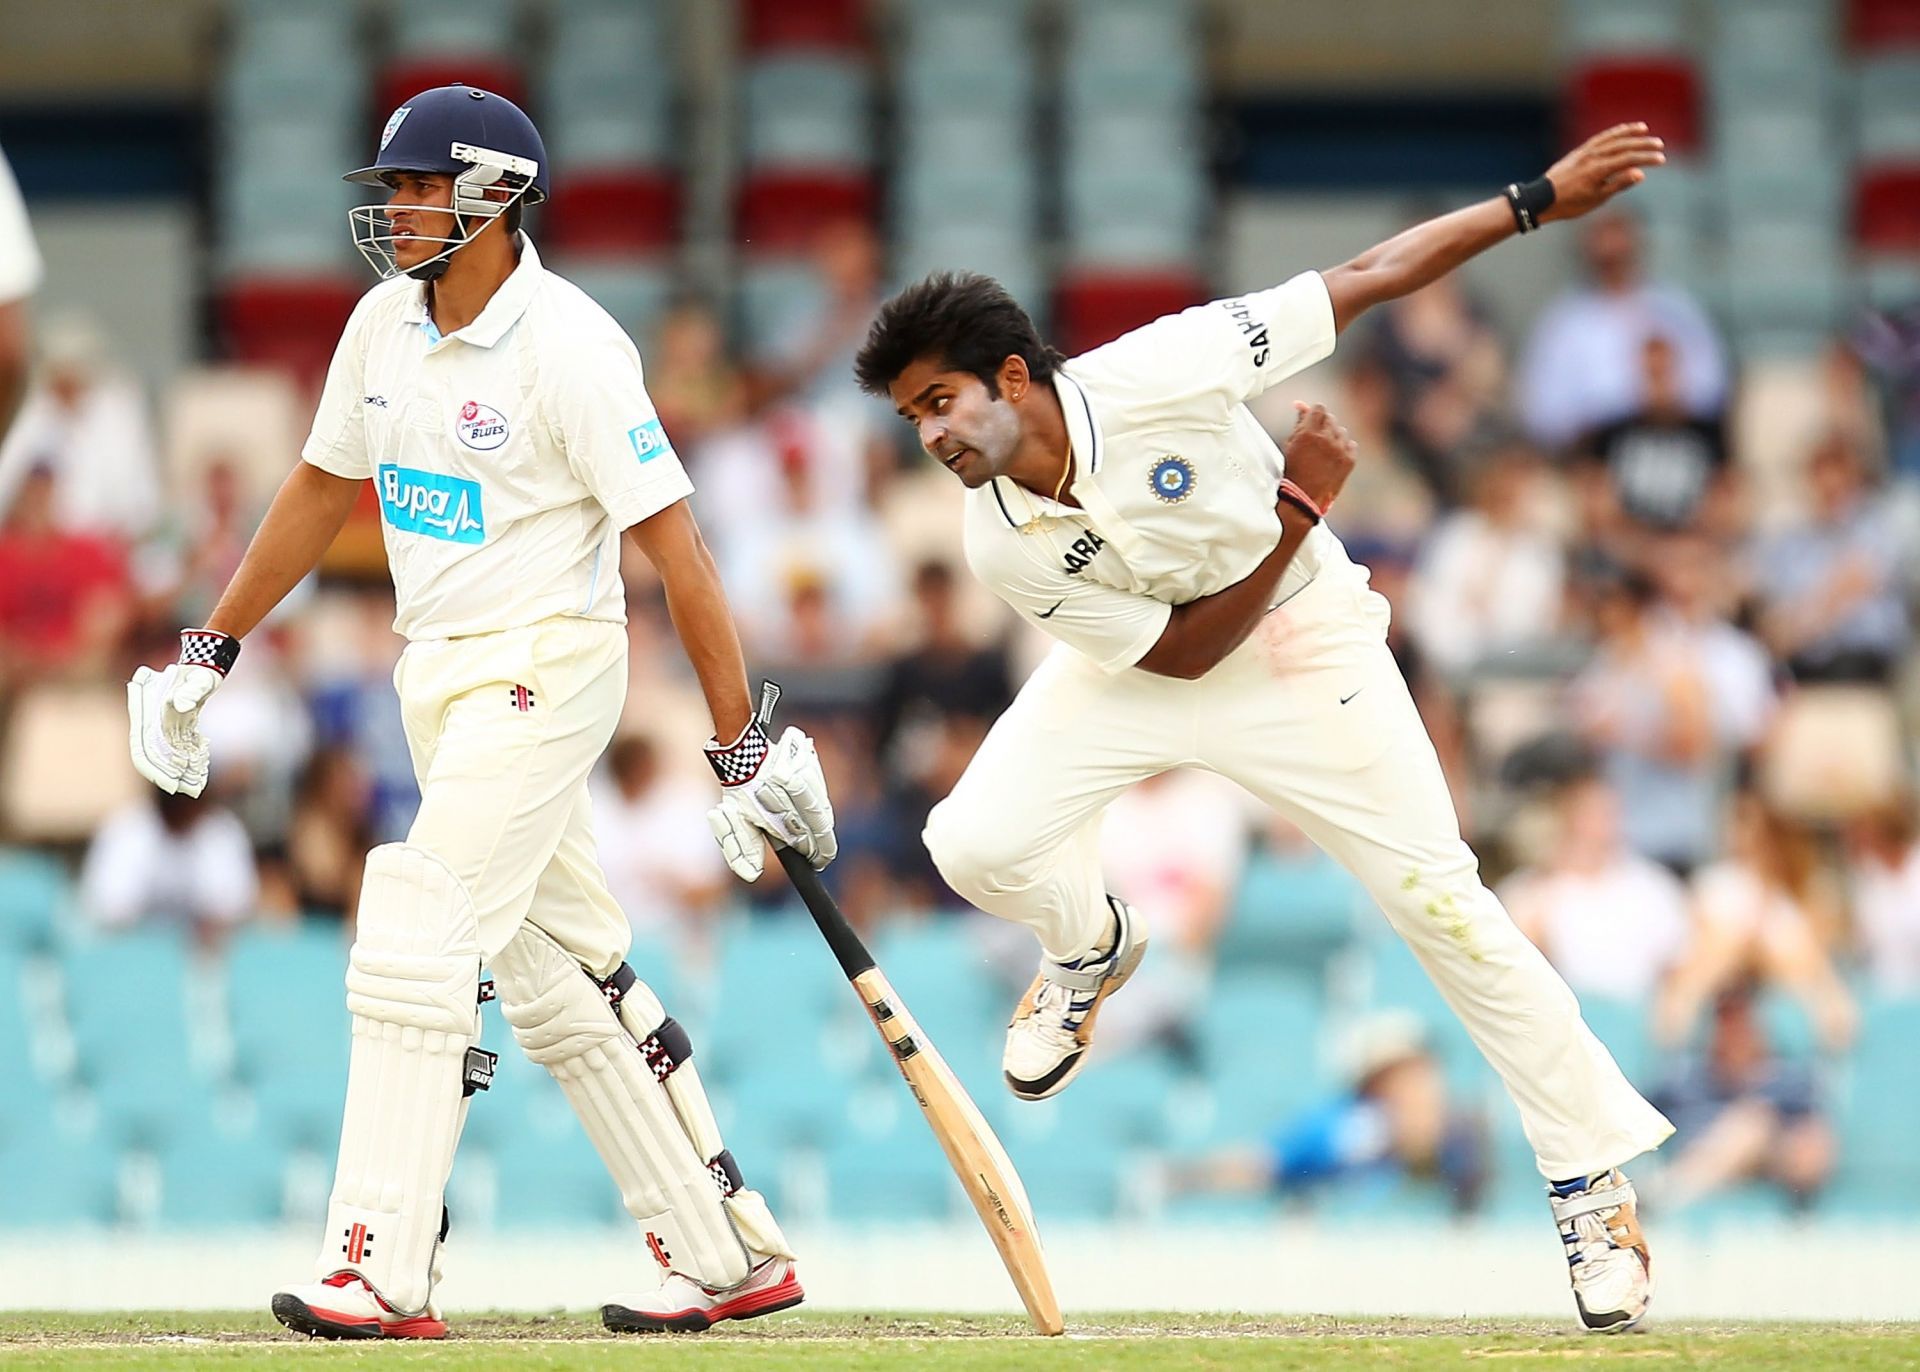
(774, 844, 1066, 1336)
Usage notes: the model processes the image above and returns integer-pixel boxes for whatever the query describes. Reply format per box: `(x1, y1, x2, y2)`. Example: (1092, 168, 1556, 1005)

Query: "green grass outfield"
(2, 1312, 1918, 1371)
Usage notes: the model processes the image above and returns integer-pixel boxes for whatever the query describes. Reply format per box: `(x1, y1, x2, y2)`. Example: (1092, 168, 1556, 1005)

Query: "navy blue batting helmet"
(345, 84, 549, 280)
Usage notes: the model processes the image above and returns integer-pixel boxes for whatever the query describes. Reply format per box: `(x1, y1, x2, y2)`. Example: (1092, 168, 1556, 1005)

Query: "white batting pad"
(491, 925, 791, 1288)
(320, 843, 484, 1315)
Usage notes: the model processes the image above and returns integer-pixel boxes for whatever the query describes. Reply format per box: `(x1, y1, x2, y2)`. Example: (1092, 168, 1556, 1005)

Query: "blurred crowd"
(5, 206, 1920, 1218)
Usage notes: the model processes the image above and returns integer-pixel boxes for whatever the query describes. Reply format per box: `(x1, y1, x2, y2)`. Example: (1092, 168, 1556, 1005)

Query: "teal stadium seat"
(824, 1099, 962, 1223)
(1827, 996, 1920, 1213)
(1219, 846, 1366, 973)
(0, 1127, 120, 1227)
(156, 1121, 288, 1227)
(1358, 937, 1497, 1098)
(1577, 996, 1657, 1085)
(488, 1103, 624, 1229)
(0, 847, 68, 952)
(226, 923, 352, 1150)
(1197, 972, 1329, 1132)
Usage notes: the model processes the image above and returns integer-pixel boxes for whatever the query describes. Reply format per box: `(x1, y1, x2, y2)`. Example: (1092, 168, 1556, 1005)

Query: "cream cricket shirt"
(301, 237, 693, 641)
(963, 270, 1354, 674)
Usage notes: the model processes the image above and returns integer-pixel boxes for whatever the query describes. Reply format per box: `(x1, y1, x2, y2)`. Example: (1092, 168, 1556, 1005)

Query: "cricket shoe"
(602, 1256, 804, 1333)
(1551, 1168, 1653, 1332)
(1004, 895, 1149, 1100)
(270, 1272, 448, 1340)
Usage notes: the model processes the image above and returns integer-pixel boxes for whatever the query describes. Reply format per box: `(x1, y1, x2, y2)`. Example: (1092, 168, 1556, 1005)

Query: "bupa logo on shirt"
(377, 464, 486, 544)
(456, 400, 510, 451)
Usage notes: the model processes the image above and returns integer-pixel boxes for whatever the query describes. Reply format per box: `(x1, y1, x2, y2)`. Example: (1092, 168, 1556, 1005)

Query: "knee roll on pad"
(322, 843, 484, 1317)
(490, 925, 792, 1288)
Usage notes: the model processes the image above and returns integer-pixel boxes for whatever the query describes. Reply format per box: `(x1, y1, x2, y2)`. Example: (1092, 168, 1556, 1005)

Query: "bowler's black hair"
(854, 271, 1064, 398)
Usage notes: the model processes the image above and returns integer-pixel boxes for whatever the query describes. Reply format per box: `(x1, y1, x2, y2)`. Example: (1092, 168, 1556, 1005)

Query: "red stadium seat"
(376, 60, 526, 121)
(1850, 0, 1920, 50)
(1565, 58, 1701, 154)
(217, 277, 364, 391)
(542, 172, 681, 255)
(1054, 270, 1209, 357)
(1854, 165, 1920, 252)
(741, 0, 866, 53)
(737, 171, 874, 251)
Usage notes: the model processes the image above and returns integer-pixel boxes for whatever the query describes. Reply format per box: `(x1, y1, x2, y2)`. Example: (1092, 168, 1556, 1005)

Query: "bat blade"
(850, 966, 1065, 1337)
(772, 845, 1063, 1335)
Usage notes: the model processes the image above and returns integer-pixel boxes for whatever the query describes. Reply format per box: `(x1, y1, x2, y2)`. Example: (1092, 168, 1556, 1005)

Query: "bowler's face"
(889, 357, 1024, 489)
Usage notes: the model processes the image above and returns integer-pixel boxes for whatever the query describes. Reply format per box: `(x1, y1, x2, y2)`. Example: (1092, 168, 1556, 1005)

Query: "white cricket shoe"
(1004, 895, 1149, 1100)
(1551, 1168, 1654, 1332)
(602, 1256, 804, 1333)
(270, 1272, 448, 1340)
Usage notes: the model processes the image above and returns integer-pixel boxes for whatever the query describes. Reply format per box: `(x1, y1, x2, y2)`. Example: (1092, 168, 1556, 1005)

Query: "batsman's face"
(890, 357, 1025, 489)
(381, 172, 458, 271)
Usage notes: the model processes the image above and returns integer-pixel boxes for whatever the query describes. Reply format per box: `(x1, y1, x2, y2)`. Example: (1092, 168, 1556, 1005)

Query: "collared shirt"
(301, 237, 692, 640)
(962, 270, 1355, 674)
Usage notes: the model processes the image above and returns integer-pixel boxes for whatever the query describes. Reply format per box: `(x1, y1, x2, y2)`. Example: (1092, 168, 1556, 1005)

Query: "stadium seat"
(1575, 996, 1657, 1085)
(1853, 57, 1920, 160)
(0, 848, 69, 953)
(1219, 845, 1365, 973)
(706, 916, 843, 1068)
(824, 1096, 965, 1222)
(156, 1122, 288, 1227)
(740, 0, 867, 53)
(376, 59, 525, 121)
(1565, 58, 1702, 153)
(542, 172, 681, 255)
(226, 922, 352, 1150)
(1054, 270, 1207, 355)
(1062, 162, 1208, 267)
(387, 0, 518, 61)
(1195, 973, 1330, 1127)
(737, 172, 874, 251)
(545, 260, 674, 346)
(1356, 937, 1496, 1098)
(1855, 166, 1920, 252)
(741, 56, 873, 170)
(488, 1111, 625, 1228)
(1561, 0, 1692, 56)
(0, 1129, 121, 1227)
(1850, 0, 1920, 50)
(216, 277, 363, 388)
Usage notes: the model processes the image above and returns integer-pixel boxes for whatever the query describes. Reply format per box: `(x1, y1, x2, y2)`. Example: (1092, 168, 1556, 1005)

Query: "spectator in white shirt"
(1095, 768, 1254, 1061)
(1844, 798, 1920, 995)
(79, 790, 258, 949)
(1407, 441, 1565, 679)
(1518, 210, 1726, 450)
(0, 311, 162, 542)
(1503, 772, 1691, 1003)
(592, 734, 731, 944)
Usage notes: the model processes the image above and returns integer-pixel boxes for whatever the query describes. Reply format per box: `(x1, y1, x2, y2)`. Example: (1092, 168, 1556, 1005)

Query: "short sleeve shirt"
(0, 146, 42, 303)
(963, 271, 1347, 673)
(301, 237, 693, 640)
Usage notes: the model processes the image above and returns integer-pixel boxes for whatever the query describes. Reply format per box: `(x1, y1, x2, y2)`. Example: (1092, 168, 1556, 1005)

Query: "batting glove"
(704, 719, 838, 882)
(126, 629, 238, 798)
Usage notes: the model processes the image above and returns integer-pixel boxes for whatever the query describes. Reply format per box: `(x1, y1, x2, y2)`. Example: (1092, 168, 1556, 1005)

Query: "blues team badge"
(1149, 455, 1195, 504)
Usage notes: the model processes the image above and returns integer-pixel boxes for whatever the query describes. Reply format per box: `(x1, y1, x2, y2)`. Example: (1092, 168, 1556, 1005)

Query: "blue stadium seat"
(227, 923, 353, 1149)
(1577, 996, 1656, 1086)
(0, 847, 69, 952)
(1562, 0, 1692, 55)
(546, 261, 675, 346)
(991, 1100, 1130, 1222)
(1062, 162, 1207, 268)
(1854, 56, 1920, 161)
(1218, 846, 1366, 973)
(156, 1123, 289, 1227)
(1196, 972, 1327, 1113)
(0, 1128, 120, 1227)
(389, 0, 518, 58)
(735, 261, 830, 368)
(824, 1097, 963, 1222)
(707, 916, 842, 1065)
(488, 1104, 625, 1228)
(741, 57, 872, 170)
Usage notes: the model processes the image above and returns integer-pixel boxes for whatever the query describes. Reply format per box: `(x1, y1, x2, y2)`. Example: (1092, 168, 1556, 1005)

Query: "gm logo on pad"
(628, 419, 671, 463)
(377, 464, 486, 544)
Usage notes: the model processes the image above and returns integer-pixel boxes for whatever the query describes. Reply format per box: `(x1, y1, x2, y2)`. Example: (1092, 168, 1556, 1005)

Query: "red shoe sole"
(271, 1293, 447, 1340)
(602, 1270, 805, 1333)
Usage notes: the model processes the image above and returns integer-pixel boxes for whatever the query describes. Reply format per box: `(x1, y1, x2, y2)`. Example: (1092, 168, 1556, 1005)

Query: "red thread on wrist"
(1278, 478, 1326, 523)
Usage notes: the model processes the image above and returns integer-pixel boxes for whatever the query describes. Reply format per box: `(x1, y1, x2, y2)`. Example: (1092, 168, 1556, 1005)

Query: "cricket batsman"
(856, 123, 1674, 1331)
(127, 86, 833, 1338)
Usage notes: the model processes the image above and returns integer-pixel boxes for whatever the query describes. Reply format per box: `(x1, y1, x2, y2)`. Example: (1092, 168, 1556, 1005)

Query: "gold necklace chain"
(1015, 444, 1075, 537)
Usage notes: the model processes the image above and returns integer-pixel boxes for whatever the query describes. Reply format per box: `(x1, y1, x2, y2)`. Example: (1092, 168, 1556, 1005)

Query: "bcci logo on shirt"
(377, 464, 486, 544)
(456, 400, 510, 451)
(1149, 455, 1195, 504)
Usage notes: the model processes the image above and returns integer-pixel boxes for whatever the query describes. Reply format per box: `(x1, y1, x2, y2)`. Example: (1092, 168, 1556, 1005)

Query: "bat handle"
(775, 844, 875, 981)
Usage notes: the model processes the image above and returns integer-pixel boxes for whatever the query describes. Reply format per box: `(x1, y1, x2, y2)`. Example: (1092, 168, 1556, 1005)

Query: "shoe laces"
(1027, 964, 1104, 1043)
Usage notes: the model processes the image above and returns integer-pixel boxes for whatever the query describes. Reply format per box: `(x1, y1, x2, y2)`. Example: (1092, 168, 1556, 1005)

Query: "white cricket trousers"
(924, 556, 1674, 1181)
(395, 615, 632, 974)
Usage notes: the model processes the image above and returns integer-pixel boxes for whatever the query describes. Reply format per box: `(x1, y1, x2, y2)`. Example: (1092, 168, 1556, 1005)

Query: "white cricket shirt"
(0, 146, 43, 303)
(301, 237, 692, 641)
(963, 270, 1358, 674)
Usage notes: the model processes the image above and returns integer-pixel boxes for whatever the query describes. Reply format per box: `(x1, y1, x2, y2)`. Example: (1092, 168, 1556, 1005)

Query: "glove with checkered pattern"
(704, 718, 837, 883)
(126, 629, 238, 798)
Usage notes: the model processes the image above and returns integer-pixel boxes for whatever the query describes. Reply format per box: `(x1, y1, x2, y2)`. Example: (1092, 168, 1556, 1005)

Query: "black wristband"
(1504, 176, 1556, 234)
(179, 628, 241, 676)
